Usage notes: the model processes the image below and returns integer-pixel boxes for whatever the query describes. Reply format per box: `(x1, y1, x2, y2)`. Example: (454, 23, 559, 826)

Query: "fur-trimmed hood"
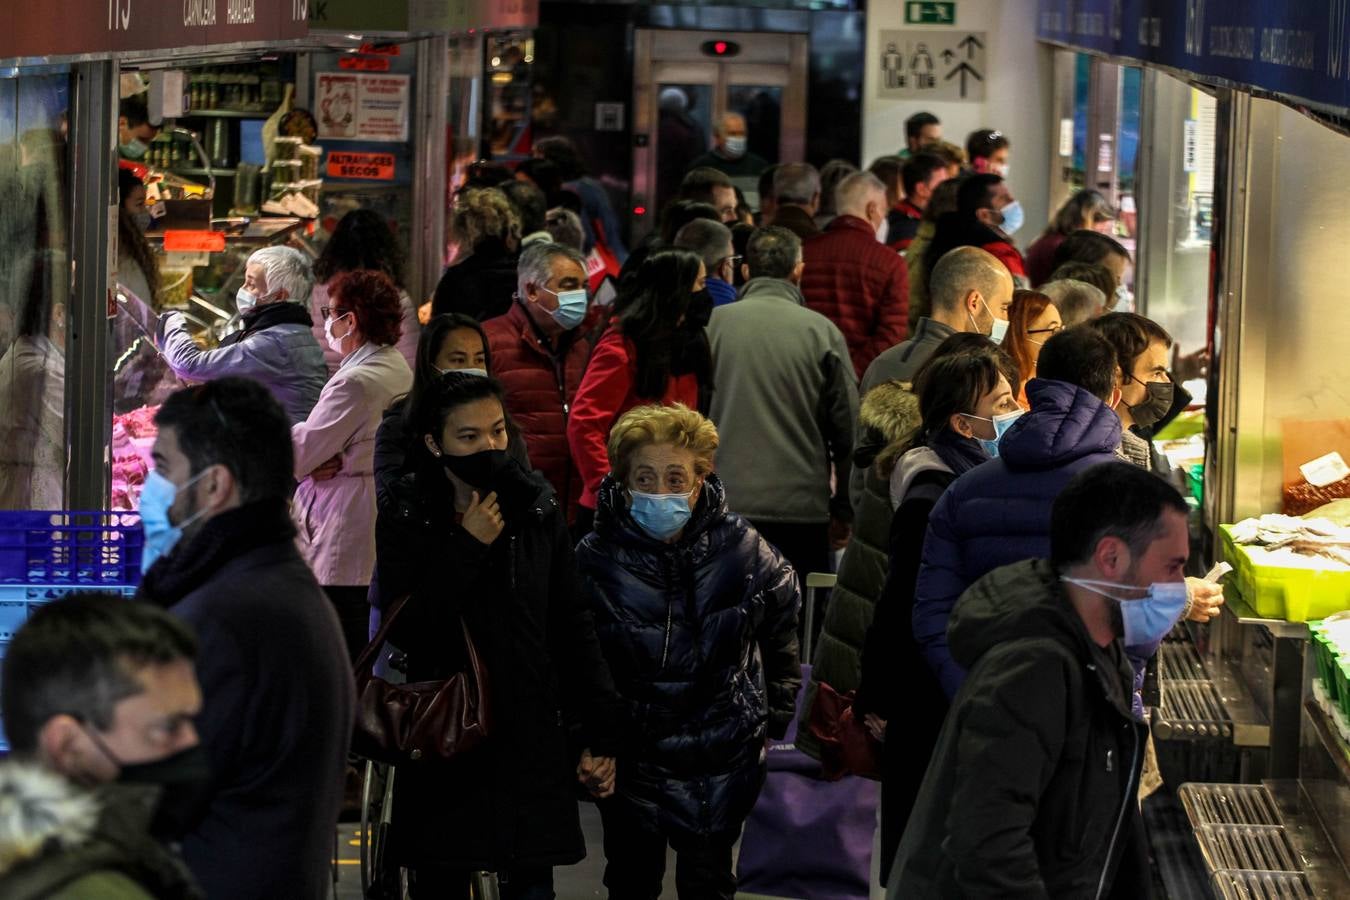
(0, 762, 99, 876)
(854, 379, 920, 473)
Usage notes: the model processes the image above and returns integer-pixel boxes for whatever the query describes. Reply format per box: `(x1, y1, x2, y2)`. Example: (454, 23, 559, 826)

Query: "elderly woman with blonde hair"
(430, 187, 523, 321)
(575, 403, 800, 900)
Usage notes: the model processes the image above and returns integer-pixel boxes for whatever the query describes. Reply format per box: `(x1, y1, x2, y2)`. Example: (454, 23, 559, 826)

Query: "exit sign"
(905, 1, 955, 25)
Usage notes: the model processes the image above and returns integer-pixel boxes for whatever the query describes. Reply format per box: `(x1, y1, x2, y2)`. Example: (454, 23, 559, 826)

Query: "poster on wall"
(316, 72, 411, 142)
(877, 30, 987, 102)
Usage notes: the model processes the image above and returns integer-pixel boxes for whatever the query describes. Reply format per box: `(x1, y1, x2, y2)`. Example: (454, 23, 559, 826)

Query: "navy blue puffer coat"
(912, 378, 1122, 698)
(576, 473, 801, 839)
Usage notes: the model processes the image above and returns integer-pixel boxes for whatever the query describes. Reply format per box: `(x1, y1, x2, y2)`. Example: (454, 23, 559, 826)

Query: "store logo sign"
(108, 0, 131, 31)
(227, 0, 256, 25)
(183, 0, 217, 27)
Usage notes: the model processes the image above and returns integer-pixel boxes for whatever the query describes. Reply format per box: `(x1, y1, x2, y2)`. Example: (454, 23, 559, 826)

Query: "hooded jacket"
(889, 559, 1150, 900)
(576, 474, 800, 839)
(913, 378, 1122, 697)
(801, 215, 910, 378)
(708, 276, 858, 525)
(431, 237, 521, 321)
(0, 763, 202, 900)
(798, 380, 916, 759)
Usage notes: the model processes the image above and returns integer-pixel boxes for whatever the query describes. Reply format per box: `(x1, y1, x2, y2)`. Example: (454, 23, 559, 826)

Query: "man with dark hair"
(912, 327, 1123, 698)
(502, 179, 550, 247)
(0, 593, 202, 898)
(888, 153, 949, 250)
(890, 463, 1185, 898)
(678, 166, 738, 223)
(118, 94, 159, 161)
(710, 225, 858, 608)
(770, 162, 822, 240)
(674, 218, 737, 306)
(1088, 312, 1184, 468)
(902, 111, 941, 157)
(927, 173, 1026, 283)
(135, 378, 355, 900)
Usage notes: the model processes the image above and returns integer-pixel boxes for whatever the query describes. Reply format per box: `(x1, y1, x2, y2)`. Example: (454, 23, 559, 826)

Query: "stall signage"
(163, 230, 227, 253)
(326, 151, 396, 180)
(0, 0, 308, 61)
(878, 30, 986, 101)
(316, 72, 411, 142)
(1036, 0, 1350, 114)
(339, 56, 391, 71)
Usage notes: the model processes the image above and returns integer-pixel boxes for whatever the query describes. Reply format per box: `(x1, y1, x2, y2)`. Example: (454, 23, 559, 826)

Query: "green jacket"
(798, 380, 919, 760)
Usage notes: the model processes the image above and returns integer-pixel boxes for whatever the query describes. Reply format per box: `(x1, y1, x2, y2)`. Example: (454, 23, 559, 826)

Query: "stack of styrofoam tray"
(1179, 783, 1318, 900)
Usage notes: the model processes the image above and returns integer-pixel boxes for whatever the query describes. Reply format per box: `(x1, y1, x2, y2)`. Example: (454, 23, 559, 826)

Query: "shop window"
(0, 70, 71, 511)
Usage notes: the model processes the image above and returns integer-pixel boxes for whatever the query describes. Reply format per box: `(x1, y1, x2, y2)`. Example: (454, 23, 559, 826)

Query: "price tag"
(163, 230, 226, 253)
(1300, 451, 1350, 488)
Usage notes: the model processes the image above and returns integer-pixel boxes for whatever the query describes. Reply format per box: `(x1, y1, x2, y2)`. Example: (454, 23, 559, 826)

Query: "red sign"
(0, 0, 308, 62)
(358, 42, 401, 56)
(326, 151, 396, 181)
(338, 56, 391, 71)
(163, 230, 227, 253)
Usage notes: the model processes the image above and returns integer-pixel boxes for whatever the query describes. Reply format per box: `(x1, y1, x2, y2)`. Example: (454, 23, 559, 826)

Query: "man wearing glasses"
(674, 218, 739, 307)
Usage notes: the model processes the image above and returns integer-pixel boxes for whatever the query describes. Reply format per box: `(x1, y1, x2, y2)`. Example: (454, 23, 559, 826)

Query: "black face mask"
(438, 447, 511, 489)
(1124, 377, 1174, 428)
(86, 727, 213, 841)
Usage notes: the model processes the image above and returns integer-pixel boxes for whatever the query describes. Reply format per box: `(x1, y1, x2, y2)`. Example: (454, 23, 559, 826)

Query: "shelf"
(176, 109, 266, 118)
(1265, 779, 1350, 897)
(1202, 649, 1272, 748)
(1224, 593, 1311, 640)
(165, 167, 236, 177)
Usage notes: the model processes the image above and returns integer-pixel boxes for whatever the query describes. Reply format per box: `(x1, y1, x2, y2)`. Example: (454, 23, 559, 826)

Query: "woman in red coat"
(567, 248, 709, 529)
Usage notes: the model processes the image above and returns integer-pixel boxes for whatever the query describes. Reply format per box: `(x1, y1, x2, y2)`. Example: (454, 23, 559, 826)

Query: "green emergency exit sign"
(905, 1, 955, 25)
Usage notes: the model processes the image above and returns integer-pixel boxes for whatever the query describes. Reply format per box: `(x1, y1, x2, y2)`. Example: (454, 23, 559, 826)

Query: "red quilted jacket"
(801, 215, 910, 379)
(483, 302, 591, 523)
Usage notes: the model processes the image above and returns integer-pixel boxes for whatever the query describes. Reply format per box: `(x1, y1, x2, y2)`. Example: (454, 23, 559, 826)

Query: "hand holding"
(461, 491, 504, 545)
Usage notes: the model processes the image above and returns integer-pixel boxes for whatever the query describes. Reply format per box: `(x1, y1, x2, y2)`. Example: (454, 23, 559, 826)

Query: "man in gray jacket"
(709, 225, 859, 609)
(158, 246, 327, 423)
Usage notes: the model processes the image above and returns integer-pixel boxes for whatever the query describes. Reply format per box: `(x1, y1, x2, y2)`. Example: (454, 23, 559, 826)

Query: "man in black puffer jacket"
(576, 404, 799, 900)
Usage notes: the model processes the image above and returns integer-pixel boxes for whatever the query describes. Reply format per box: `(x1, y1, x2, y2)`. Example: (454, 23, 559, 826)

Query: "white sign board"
(316, 72, 411, 142)
(1182, 119, 1199, 173)
(877, 30, 987, 102)
(1059, 117, 1074, 157)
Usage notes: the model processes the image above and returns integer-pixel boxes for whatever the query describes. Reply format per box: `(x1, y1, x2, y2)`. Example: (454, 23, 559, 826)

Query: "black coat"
(370, 458, 621, 873)
(890, 559, 1151, 899)
(575, 474, 800, 839)
(431, 237, 521, 321)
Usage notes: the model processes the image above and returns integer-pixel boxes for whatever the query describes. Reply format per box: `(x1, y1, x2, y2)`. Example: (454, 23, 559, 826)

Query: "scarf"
(136, 498, 296, 608)
(220, 301, 313, 347)
(926, 427, 990, 477)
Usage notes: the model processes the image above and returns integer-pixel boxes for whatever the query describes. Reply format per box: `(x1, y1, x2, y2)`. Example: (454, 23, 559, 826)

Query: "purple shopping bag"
(736, 665, 879, 900)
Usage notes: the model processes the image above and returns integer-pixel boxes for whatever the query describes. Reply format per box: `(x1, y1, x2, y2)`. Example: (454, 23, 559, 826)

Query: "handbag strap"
(354, 594, 411, 683)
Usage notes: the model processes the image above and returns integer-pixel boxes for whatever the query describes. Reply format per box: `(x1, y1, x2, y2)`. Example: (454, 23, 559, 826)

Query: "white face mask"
(969, 296, 1010, 342)
(723, 135, 747, 158)
(324, 313, 353, 354)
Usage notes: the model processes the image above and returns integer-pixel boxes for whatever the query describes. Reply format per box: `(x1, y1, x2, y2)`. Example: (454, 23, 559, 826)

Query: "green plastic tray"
(1219, 525, 1350, 622)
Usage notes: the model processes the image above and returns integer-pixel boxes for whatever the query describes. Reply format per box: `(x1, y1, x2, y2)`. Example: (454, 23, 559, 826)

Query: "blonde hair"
(452, 188, 521, 249)
(607, 404, 719, 483)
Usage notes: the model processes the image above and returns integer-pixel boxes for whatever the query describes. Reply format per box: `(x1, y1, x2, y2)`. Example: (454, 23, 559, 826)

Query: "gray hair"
(1041, 278, 1107, 327)
(930, 246, 1011, 315)
(248, 246, 314, 305)
(714, 112, 746, 138)
(544, 207, 585, 252)
(773, 163, 821, 206)
(673, 219, 733, 269)
(517, 241, 587, 294)
(834, 171, 887, 218)
(746, 226, 802, 280)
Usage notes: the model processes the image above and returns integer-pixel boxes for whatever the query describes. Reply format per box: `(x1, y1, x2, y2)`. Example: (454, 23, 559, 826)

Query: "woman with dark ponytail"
(567, 248, 708, 530)
(369, 371, 622, 898)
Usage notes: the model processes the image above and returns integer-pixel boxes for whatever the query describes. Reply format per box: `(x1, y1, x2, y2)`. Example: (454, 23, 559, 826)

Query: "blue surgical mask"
(971, 297, 1010, 342)
(723, 136, 747, 158)
(1061, 577, 1190, 650)
(998, 200, 1025, 236)
(962, 409, 1024, 457)
(542, 287, 588, 330)
(235, 288, 259, 314)
(119, 138, 150, 160)
(138, 469, 209, 573)
(629, 489, 695, 541)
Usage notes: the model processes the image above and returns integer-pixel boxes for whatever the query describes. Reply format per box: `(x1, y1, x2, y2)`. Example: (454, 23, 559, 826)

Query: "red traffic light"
(701, 40, 740, 58)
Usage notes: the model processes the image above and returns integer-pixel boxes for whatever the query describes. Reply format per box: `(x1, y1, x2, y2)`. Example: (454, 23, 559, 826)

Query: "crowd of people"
(0, 113, 1223, 900)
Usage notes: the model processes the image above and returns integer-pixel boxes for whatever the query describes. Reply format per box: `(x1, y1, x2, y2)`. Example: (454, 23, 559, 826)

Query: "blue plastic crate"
(0, 511, 143, 585)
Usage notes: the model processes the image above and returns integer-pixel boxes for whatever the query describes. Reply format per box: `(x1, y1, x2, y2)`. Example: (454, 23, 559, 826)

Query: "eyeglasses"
(1026, 324, 1063, 336)
(319, 306, 351, 319)
(719, 255, 742, 266)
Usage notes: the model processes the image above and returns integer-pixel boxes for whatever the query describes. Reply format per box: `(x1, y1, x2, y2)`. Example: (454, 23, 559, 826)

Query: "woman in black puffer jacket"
(575, 403, 800, 900)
